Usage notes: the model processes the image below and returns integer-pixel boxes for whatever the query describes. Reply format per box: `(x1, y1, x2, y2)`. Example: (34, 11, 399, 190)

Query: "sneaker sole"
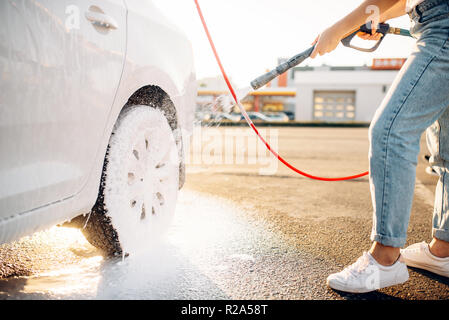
(326, 279, 375, 293)
(403, 259, 449, 278)
(326, 271, 409, 294)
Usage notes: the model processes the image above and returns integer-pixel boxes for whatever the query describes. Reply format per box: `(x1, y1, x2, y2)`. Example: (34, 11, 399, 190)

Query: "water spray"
(193, 0, 412, 181)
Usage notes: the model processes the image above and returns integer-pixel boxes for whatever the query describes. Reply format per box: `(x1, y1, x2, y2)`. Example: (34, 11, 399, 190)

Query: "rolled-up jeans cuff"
(370, 232, 406, 248)
(432, 228, 449, 242)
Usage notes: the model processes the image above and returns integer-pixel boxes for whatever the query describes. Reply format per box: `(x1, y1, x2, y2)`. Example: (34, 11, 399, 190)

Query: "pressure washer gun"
(250, 22, 412, 90)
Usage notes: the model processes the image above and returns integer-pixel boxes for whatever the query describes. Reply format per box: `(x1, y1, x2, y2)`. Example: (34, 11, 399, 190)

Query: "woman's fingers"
(310, 28, 340, 59)
(357, 32, 369, 40)
(310, 45, 324, 58)
(310, 46, 318, 58)
(371, 22, 377, 36)
(311, 43, 331, 58)
(310, 35, 320, 58)
(357, 31, 383, 41)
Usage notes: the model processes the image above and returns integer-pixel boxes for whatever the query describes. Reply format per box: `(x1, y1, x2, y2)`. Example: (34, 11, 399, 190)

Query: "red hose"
(193, 0, 369, 181)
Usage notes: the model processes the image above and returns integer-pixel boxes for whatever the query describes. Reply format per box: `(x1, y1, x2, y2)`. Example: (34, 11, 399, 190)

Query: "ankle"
(369, 242, 400, 266)
(429, 238, 449, 258)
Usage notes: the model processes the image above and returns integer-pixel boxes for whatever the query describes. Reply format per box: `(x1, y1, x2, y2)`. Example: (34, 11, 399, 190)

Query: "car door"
(0, 0, 126, 218)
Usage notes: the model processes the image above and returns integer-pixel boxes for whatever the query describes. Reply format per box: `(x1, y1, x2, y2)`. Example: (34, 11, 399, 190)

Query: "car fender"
(0, 1, 197, 244)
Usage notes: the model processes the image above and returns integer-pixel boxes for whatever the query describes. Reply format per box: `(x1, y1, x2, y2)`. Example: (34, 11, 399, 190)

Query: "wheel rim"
(104, 108, 179, 254)
(127, 128, 174, 224)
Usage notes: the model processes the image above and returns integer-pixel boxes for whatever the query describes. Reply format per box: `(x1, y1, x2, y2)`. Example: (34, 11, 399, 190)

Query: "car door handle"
(85, 11, 118, 29)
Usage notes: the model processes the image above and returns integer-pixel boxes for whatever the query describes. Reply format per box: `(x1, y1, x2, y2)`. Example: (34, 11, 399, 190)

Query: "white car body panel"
(0, 0, 127, 217)
(117, 0, 196, 135)
(0, 0, 196, 244)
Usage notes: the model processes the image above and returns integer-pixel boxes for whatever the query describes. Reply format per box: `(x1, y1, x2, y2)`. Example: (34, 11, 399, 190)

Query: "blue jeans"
(369, 0, 449, 247)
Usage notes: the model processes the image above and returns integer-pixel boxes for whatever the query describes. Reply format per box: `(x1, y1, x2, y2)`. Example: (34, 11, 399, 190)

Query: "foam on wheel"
(81, 106, 180, 256)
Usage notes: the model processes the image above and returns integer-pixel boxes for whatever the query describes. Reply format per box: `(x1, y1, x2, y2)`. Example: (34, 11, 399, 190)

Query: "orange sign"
(372, 58, 406, 70)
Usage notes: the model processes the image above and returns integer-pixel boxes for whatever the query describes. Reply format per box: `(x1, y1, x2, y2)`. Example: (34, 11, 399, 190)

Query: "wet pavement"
(0, 191, 332, 299)
(0, 127, 448, 299)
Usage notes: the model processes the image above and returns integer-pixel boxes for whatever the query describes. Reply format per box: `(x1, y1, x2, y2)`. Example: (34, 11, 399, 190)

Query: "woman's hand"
(310, 21, 384, 59)
(357, 31, 384, 40)
(357, 20, 384, 40)
(310, 25, 345, 59)
(308, 1, 406, 59)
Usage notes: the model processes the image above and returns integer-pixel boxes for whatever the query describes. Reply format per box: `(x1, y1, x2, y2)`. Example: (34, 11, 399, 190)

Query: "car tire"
(79, 105, 180, 256)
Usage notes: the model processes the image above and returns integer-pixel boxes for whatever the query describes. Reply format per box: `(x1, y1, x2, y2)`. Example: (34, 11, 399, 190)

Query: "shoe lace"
(341, 252, 371, 278)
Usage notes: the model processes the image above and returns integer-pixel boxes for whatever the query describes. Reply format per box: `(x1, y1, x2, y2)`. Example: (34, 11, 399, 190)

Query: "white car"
(247, 112, 271, 122)
(212, 112, 242, 122)
(0, 1, 196, 255)
(265, 112, 289, 122)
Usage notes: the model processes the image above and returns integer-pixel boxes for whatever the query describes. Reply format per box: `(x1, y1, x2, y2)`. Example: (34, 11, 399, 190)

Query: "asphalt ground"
(183, 126, 449, 299)
(0, 126, 447, 299)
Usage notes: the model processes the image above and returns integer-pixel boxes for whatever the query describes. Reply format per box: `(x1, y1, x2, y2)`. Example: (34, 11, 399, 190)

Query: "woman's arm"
(380, 0, 407, 21)
(359, 0, 407, 40)
(310, 0, 406, 58)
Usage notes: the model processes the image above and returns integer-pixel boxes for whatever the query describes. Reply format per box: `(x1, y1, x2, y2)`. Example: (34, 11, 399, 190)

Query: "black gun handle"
(341, 22, 390, 52)
(359, 22, 390, 35)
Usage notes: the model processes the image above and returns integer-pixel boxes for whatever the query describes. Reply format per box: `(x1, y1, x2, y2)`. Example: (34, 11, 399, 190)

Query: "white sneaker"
(326, 252, 409, 293)
(400, 242, 449, 277)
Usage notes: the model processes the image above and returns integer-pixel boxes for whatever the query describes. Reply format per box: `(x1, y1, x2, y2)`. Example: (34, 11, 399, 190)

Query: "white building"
(275, 58, 406, 122)
(197, 58, 406, 123)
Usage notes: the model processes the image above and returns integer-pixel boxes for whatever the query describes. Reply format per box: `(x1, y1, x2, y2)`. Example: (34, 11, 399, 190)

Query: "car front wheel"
(80, 105, 180, 256)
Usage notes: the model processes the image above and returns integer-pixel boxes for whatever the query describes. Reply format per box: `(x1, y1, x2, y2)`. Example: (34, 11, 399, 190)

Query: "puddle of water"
(0, 190, 257, 299)
(20, 256, 104, 297)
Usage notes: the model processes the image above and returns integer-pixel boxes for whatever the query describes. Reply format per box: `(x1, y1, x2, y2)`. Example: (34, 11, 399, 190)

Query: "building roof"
(293, 68, 398, 85)
(292, 58, 406, 74)
(198, 88, 296, 97)
(250, 91, 296, 97)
